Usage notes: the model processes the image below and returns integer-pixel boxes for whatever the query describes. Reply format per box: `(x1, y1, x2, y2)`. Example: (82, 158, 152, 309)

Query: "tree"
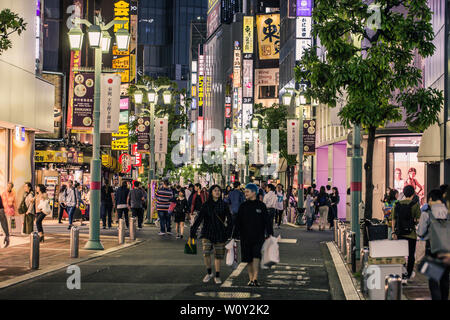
(295, 0, 443, 238)
(253, 103, 297, 185)
(0, 9, 27, 55)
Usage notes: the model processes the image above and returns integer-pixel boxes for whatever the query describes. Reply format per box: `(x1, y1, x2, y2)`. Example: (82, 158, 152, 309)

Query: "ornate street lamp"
(115, 28, 131, 51)
(68, 25, 84, 51)
(87, 24, 101, 48)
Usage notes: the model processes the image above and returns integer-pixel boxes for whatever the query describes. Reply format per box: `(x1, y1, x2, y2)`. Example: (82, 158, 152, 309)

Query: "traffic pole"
(351, 124, 362, 259)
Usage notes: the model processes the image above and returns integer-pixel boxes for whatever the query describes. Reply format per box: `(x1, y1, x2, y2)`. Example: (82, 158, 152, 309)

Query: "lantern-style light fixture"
(101, 31, 112, 53)
(163, 90, 172, 105)
(87, 24, 102, 48)
(282, 92, 292, 106)
(68, 25, 84, 51)
(252, 118, 259, 128)
(147, 89, 157, 103)
(134, 90, 144, 104)
(115, 28, 130, 51)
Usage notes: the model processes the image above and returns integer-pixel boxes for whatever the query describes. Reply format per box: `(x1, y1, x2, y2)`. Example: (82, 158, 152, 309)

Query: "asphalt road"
(0, 222, 345, 300)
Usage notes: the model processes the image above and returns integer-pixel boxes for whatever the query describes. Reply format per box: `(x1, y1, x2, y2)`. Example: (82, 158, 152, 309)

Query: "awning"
(418, 123, 442, 162)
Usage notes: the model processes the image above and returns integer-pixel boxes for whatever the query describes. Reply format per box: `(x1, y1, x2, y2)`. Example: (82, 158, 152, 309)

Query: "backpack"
(429, 212, 450, 254)
(394, 201, 416, 236)
(318, 194, 329, 207)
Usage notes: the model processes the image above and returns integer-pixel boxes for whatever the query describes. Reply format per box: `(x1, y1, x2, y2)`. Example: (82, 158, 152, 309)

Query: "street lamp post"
(68, 15, 130, 250)
(133, 85, 171, 225)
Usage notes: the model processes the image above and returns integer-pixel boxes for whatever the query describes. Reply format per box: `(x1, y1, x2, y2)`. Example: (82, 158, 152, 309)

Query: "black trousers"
(398, 235, 416, 278)
(101, 203, 113, 228)
(131, 208, 144, 228)
(58, 205, 66, 223)
(117, 208, 129, 228)
(426, 241, 450, 300)
(36, 212, 46, 233)
(275, 209, 283, 226)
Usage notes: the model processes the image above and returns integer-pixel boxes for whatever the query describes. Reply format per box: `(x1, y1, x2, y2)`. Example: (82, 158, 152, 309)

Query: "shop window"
(259, 85, 278, 99)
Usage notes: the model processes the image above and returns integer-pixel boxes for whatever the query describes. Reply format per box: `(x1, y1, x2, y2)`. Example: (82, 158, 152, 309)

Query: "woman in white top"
(305, 187, 315, 231)
(35, 184, 50, 242)
(275, 184, 286, 229)
(263, 184, 278, 228)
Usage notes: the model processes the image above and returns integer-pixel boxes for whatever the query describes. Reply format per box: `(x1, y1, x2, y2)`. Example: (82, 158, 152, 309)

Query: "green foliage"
(0, 9, 27, 55)
(295, 0, 443, 133)
(254, 103, 297, 166)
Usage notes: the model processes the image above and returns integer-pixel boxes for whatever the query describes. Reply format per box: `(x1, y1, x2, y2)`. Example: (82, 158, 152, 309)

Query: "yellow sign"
(192, 85, 197, 97)
(112, 124, 129, 137)
(71, 129, 93, 134)
(243, 16, 254, 54)
(112, 56, 130, 69)
(129, 54, 136, 82)
(257, 14, 280, 60)
(112, 45, 129, 56)
(198, 76, 204, 107)
(112, 137, 129, 150)
(35, 150, 68, 163)
(102, 155, 110, 167)
(208, 0, 219, 13)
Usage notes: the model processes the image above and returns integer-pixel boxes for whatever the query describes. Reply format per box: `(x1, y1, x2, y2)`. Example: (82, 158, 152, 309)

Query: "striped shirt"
(156, 187, 174, 211)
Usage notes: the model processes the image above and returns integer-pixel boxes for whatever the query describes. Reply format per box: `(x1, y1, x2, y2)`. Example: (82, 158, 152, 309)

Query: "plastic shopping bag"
(282, 212, 288, 225)
(225, 239, 236, 266)
(261, 235, 280, 269)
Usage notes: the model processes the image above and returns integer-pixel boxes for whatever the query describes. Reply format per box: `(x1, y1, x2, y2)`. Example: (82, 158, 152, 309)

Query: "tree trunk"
(363, 126, 376, 246)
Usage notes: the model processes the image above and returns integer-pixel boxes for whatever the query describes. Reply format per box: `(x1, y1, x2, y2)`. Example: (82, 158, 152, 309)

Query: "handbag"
(184, 238, 197, 255)
(11, 217, 16, 229)
(18, 197, 28, 214)
(168, 202, 177, 214)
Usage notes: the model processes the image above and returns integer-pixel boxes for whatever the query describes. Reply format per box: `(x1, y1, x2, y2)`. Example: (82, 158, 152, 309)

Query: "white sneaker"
(158, 232, 165, 236)
(166, 231, 172, 235)
(409, 271, 416, 280)
(214, 277, 222, 284)
(203, 273, 214, 283)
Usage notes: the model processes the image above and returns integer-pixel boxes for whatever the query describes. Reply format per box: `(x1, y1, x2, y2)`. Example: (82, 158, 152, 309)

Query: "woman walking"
(35, 184, 50, 242)
(174, 190, 189, 239)
(190, 185, 232, 284)
(263, 184, 277, 228)
(58, 184, 67, 224)
(275, 184, 286, 229)
(329, 187, 340, 229)
(317, 186, 330, 231)
(305, 187, 315, 231)
(21, 182, 35, 235)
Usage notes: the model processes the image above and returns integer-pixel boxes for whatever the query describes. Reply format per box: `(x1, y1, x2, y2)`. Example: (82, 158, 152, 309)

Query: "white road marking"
(221, 262, 247, 288)
(274, 270, 307, 275)
(268, 274, 310, 281)
(267, 279, 309, 286)
(278, 238, 297, 244)
(326, 241, 360, 300)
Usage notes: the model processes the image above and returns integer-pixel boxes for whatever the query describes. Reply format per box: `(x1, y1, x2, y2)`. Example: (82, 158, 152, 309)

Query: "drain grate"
(195, 292, 261, 299)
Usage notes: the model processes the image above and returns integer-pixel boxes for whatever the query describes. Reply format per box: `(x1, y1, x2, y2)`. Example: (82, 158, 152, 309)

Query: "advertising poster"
(243, 59, 253, 102)
(257, 14, 280, 60)
(100, 74, 121, 133)
(136, 117, 150, 154)
(207, 1, 221, 38)
(72, 73, 94, 129)
(112, 123, 129, 151)
(297, 0, 313, 17)
(303, 120, 316, 156)
(287, 119, 299, 155)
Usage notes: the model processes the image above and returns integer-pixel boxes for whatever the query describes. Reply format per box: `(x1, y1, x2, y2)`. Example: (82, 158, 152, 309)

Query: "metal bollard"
(334, 219, 339, 243)
(129, 216, 136, 240)
(385, 274, 402, 300)
(360, 247, 369, 271)
(70, 226, 79, 258)
(341, 227, 347, 255)
(118, 218, 125, 244)
(346, 231, 353, 264)
(351, 232, 357, 273)
(29, 232, 40, 270)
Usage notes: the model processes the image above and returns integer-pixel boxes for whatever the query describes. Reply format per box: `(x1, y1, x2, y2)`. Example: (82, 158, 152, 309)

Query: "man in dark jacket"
(115, 181, 130, 228)
(225, 182, 245, 228)
(0, 195, 10, 248)
(127, 181, 147, 229)
(233, 183, 273, 287)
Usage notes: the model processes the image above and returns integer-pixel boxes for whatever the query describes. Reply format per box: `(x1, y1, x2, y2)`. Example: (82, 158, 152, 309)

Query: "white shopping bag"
(282, 213, 288, 225)
(261, 235, 280, 269)
(225, 239, 236, 266)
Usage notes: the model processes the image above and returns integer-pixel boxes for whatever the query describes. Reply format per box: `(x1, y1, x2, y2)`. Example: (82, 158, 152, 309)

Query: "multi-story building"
(138, 0, 208, 89)
(0, 0, 54, 201)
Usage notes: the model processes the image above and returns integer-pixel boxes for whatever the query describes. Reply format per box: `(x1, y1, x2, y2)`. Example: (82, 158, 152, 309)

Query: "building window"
(259, 85, 278, 99)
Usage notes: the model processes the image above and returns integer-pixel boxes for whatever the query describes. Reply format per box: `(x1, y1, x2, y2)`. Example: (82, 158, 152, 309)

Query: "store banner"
(243, 59, 253, 102)
(297, 0, 313, 17)
(242, 103, 253, 129)
(136, 117, 150, 154)
(257, 14, 280, 60)
(303, 120, 316, 156)
(296, 17, 312, 38)
(100, 74, 121, 133)
(243, 16, 254, 54)
(71, 73, 94, 129)
(119, 153, 132, 173)
(252, 132, 265, 165)
(287, 119, 299, 155)
(154, 118, 168, 154)
(296, 38, 312, 61)
(207, 1, 220, 38)
(112, 123, 129, 151)
(233, 48, 241, 88)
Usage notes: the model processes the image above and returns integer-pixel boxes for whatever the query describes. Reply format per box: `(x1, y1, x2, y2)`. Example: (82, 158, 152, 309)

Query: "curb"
(0, 240, 143, 290)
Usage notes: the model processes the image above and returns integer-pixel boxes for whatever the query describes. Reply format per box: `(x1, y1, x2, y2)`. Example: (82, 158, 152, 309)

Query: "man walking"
(127, 181, 146, 229)
(115, 181, 130, 228)
(392, 185, 421, 283)
(101, 180, 114, 229)
(156, 180, 175, 236)
(225, 181, 245, 226)
(64, 180, 78, 230)
(233, 183, 273, 287)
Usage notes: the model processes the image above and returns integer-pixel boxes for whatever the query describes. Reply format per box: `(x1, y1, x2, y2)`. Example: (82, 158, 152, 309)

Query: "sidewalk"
(0, 220, 140, 289)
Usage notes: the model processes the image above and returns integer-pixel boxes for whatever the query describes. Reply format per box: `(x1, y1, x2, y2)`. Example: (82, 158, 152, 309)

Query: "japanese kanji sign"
(243, 16, 254, 54)
(136, 117, 150, 154)
(154, 118, 168, 154)
(72, 73, 94, 129)
(287, 119, 300, 155)
(100, 74, 121, 133)
(256, 14, 280, 60)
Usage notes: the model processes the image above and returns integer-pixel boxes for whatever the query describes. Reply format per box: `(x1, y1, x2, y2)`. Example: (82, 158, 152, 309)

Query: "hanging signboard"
(154, 118, 168, 154)
(243, 16, 254, 54)
(119, 153, 132, 173)
(72, 73, 94, 129)
(136, 117, 150, 153)
(297, 0, 313, 17)
(100, 74, 121, 133)
(233, 47, 241, 88)
(207, 0, 220, 38)
(287, 119, 299, 155)
(303, 120, 316, 156)
(242, 58, 253, 102)
(256, 14, 280, 60)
